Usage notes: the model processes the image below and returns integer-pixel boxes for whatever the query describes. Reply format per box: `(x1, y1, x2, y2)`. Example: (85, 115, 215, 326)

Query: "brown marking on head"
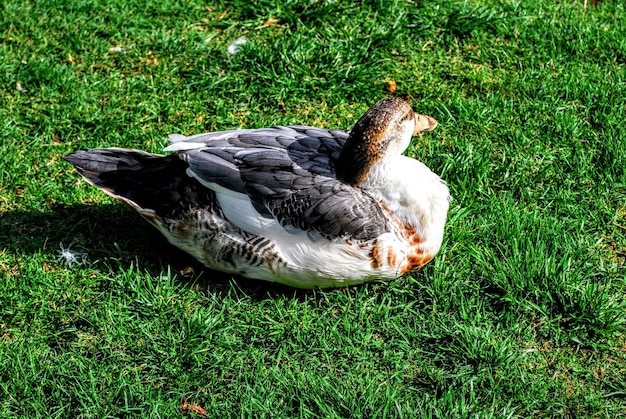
(336, 96, 414, 186)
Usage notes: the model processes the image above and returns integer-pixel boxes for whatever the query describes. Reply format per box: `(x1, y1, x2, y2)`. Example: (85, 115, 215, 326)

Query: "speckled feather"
(65, 149, 291, 277)
(65, 97, 451, 288)
(174, 125, 393, 240)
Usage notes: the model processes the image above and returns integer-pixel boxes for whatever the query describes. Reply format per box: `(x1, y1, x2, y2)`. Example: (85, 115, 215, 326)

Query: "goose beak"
(413, 114, 438, 134)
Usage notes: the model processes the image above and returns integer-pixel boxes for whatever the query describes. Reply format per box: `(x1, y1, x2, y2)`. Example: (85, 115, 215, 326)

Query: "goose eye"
(399, 109, 414, 124)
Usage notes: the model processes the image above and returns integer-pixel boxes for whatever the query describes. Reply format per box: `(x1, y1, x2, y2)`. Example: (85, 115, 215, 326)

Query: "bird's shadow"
(0, 203, 316, 301)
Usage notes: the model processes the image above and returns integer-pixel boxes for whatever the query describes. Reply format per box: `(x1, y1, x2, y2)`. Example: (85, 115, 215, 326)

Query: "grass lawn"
(1, 0, 625, 417)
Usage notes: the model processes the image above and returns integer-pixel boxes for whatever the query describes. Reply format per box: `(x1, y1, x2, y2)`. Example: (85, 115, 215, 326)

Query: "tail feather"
(64, 148, 212, 218)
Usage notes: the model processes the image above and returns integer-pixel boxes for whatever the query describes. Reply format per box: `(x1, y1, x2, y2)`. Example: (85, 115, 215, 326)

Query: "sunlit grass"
(1, 0, 625, 417)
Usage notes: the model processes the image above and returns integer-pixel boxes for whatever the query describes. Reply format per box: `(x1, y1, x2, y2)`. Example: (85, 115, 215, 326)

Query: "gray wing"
(177, 126, 393, 240)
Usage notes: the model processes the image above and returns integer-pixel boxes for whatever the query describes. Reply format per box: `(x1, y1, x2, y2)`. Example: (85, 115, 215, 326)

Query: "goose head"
(335, 97, 437, 186)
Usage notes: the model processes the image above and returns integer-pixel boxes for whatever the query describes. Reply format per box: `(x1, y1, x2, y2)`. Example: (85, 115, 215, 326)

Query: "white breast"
(360, 155, 451, 256)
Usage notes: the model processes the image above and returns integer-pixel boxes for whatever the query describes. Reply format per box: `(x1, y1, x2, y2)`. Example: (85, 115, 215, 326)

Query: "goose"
(65, 97, 450, 288)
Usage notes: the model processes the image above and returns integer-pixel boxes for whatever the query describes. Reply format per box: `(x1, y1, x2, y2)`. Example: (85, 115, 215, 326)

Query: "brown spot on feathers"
(369, 239, 382, 269)
(401, 254, 433, 275)
(386, 247, 398, 267)
(399, 223, 432, 274)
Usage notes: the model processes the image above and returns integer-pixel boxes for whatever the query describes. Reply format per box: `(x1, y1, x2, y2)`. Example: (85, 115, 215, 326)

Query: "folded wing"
(171, 126, 393, 241)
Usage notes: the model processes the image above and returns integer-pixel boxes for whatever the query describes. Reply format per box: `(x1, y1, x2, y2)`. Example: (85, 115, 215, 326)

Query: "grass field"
(1, 0, 625, 417)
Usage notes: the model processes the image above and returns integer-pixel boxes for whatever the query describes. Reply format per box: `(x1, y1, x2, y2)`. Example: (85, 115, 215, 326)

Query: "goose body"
(65, 97, 450, 288)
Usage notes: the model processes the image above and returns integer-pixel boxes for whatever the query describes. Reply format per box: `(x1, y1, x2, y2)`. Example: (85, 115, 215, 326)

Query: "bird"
(65, 97, 451, 288)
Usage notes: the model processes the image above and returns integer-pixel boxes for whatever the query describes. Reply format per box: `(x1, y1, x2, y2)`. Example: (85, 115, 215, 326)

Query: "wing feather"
(172, 126, 391, 240)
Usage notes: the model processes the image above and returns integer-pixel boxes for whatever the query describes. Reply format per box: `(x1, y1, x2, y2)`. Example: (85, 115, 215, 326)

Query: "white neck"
(359, 155, 450, 252)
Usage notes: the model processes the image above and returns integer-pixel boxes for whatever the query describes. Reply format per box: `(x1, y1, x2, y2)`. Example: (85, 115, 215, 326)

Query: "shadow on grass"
(0, 203, 314, 299)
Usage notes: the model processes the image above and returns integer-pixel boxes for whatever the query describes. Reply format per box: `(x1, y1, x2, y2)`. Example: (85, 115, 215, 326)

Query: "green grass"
(1, 0, 625, 417)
